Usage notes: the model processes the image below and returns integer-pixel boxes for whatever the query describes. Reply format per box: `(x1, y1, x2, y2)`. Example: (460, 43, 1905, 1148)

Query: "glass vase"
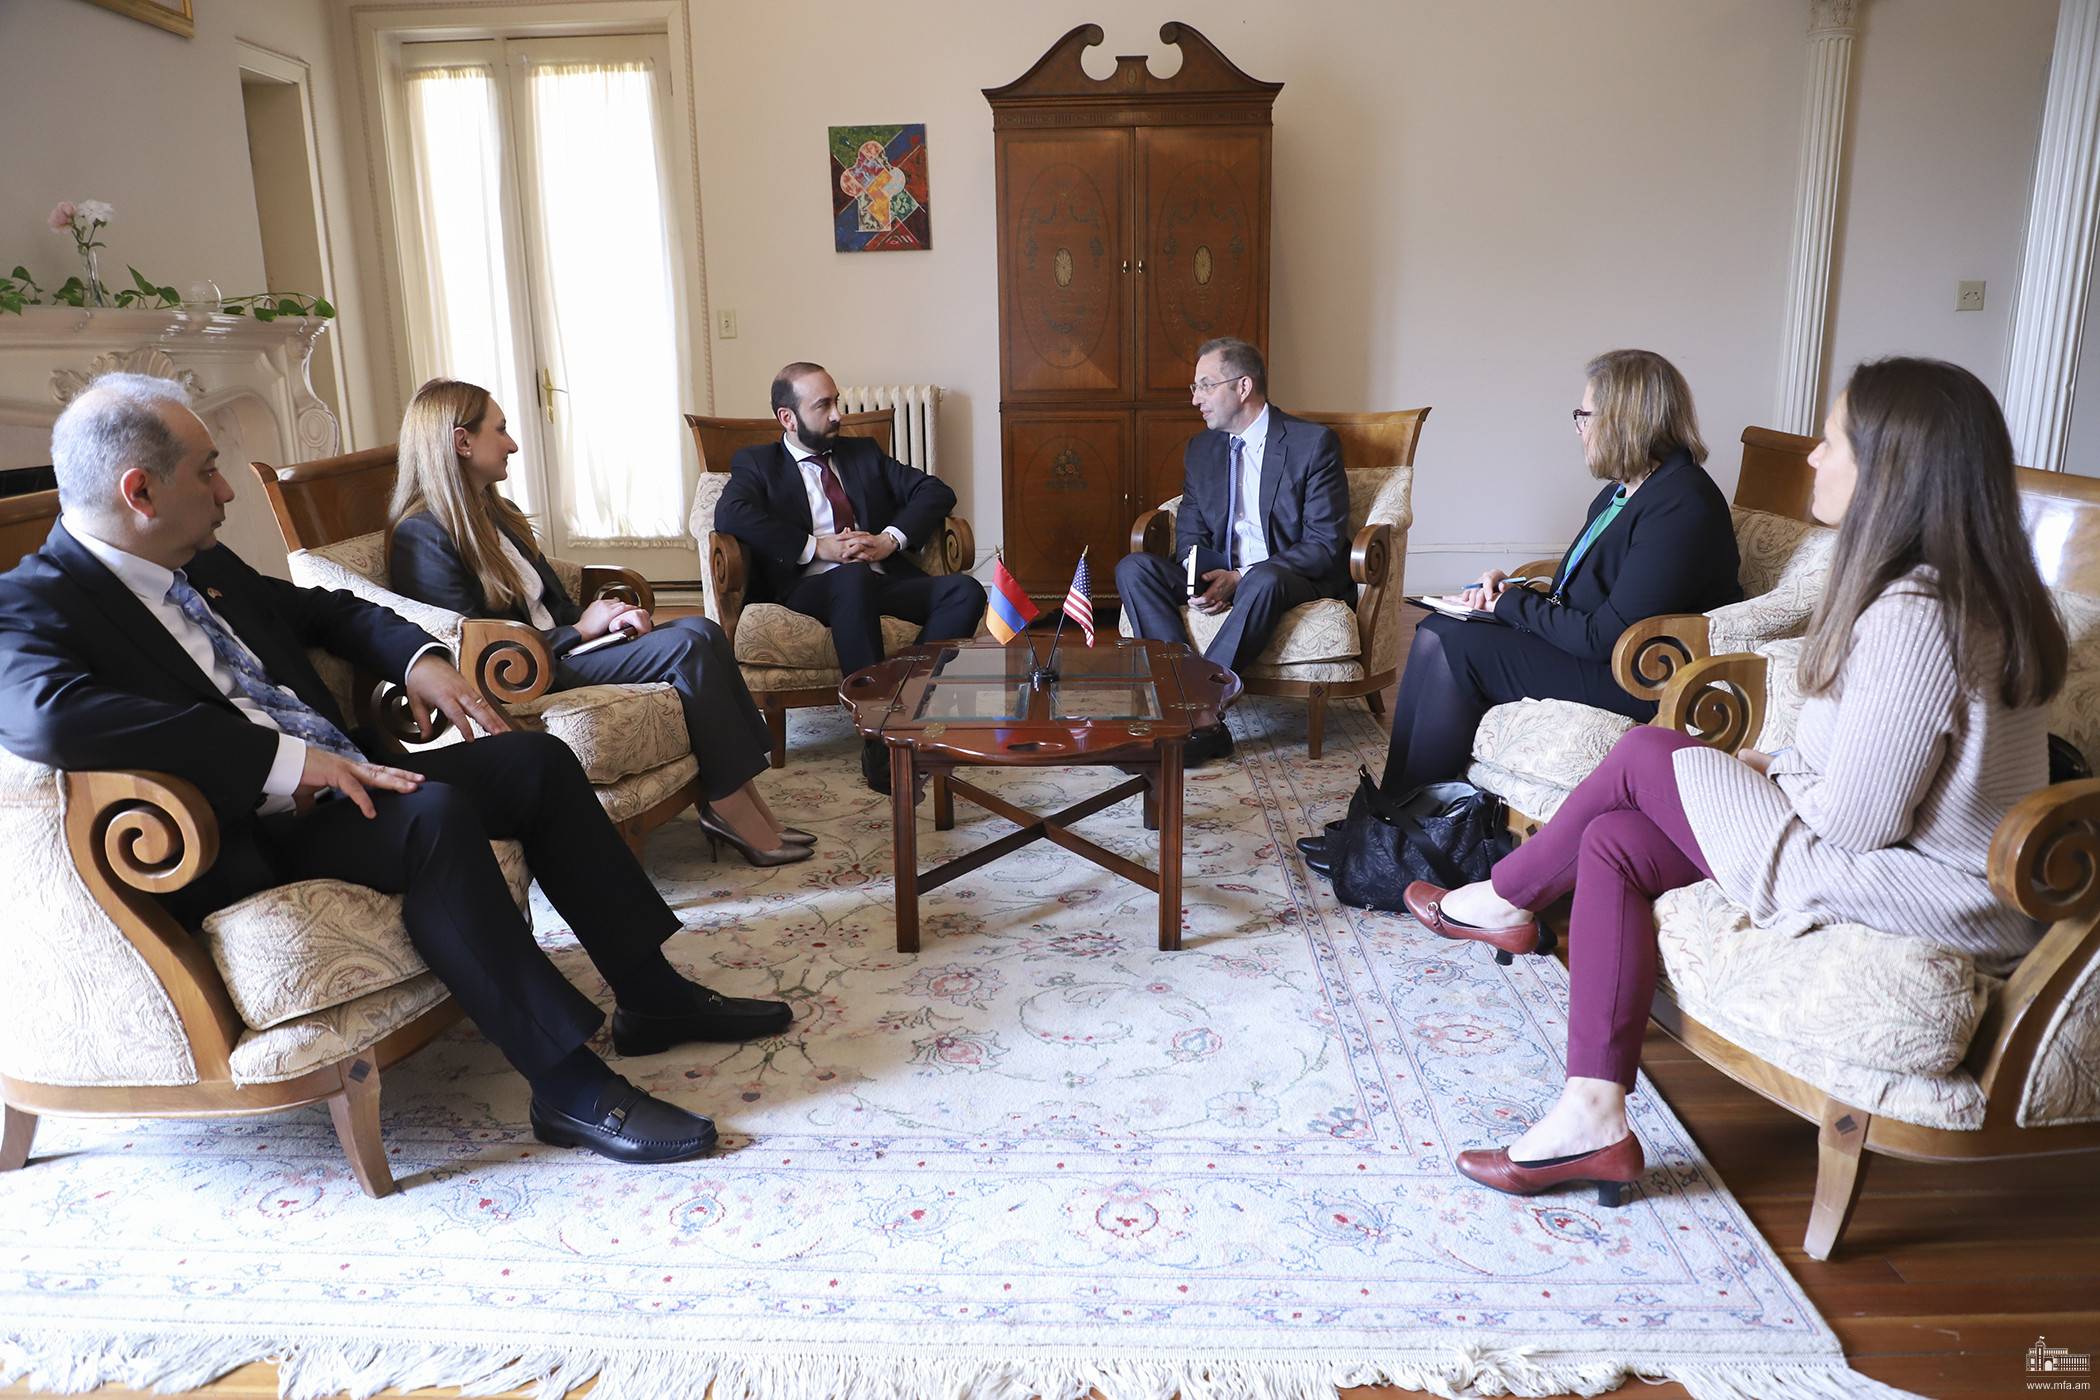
(80, 246, 109, 308)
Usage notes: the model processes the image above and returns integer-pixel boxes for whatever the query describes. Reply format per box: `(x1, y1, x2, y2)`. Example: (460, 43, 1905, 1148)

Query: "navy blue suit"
(1117, 406, 1350, 670)
(1381, 448, 1744, 795)
(713, 438, 986, 675)
(0, 522, 679, 1077)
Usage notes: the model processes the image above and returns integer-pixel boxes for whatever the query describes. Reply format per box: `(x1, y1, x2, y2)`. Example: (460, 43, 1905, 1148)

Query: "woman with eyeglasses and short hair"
(1310, 350, 1739, 881)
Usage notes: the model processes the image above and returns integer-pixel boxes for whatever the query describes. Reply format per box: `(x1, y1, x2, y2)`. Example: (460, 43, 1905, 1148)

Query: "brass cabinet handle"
(1136, 258, 1146, 274)
(1121, 259, 1131, 273)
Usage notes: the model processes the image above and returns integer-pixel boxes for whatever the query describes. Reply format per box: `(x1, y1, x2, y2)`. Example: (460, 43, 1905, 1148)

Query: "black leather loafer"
(1296, 835, 1328, 859)
(1183, 723, 1235, 766)
(529, 1077, 717, 1164)
(613, 984, 794, 1056)
(1305, 854, 1332, 877)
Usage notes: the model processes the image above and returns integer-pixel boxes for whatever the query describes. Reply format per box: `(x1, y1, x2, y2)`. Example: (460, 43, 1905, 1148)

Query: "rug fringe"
(1, 1335, 1927, 1400)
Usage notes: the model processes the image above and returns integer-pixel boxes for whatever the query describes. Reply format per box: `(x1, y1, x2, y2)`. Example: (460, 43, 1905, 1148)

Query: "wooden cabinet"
(986, 23, 1279, 602)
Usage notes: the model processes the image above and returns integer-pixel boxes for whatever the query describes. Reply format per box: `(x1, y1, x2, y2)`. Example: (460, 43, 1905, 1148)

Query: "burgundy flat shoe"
(1454, 1134, 1646, 1207)
(1402, 880, 1551, 964)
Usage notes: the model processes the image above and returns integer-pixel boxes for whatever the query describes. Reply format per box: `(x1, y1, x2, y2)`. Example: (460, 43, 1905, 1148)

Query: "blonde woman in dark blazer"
(387, 378, 811, 867)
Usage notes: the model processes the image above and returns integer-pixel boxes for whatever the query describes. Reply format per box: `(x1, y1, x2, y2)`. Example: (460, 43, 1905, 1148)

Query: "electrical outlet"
(717, 308, 738, 339)
(1957, 280, 1986, 312)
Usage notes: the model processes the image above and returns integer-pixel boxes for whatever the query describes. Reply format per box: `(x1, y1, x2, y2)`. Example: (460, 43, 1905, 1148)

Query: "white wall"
(0, 0, 381, 449)
(1822, 0, 2057, 412)
(2, 0, 2066, 586)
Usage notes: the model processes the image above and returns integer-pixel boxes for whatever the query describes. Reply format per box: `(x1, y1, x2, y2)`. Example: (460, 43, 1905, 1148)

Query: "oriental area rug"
(0, 701, 1913, 1400)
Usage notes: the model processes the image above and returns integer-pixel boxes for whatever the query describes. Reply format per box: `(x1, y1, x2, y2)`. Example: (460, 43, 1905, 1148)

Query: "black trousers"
(783, 562, 988, 677)
(1114, 551, 1325, 670)
(1380, 613, 1656, 796)
(557, 615, 767, 802)
(190, 731, 680, 1080)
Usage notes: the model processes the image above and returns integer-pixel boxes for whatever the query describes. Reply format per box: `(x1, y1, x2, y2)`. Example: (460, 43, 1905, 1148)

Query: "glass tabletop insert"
(908, 640, 1161, 725)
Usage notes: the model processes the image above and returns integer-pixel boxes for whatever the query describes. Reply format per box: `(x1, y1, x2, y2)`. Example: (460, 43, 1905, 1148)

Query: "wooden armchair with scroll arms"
(250, 449, 703, 853)
(684, 410, 976, 768)
(0, 487, 518, 1198)
(1119, 408, 1426, 757)
(1614, 464, 2100, 1259)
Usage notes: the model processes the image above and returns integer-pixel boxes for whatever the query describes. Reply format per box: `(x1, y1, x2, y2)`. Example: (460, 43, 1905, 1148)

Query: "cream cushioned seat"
(290, 532, 698, 823)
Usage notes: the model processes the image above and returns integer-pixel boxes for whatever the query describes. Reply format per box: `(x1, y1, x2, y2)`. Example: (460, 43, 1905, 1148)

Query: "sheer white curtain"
(521, 59, 685, 542)
(400, 64, 539, 518)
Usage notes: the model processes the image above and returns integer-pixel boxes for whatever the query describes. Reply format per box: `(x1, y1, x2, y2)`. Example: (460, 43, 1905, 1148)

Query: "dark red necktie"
(814, 454, 858, 532)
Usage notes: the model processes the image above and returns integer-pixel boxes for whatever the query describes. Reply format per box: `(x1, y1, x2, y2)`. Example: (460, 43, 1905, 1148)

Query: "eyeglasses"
(1571, 408, 1594, 432)
(1190, 374, 1247, 395)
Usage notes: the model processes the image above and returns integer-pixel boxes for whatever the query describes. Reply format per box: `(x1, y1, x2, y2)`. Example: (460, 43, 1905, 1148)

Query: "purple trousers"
(1488, 726, 1713, 1088)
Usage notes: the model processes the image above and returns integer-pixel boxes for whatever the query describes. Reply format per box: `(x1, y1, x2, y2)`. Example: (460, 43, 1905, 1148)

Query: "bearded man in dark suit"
(714, 361, 986, 791)
(1114, 337, 1350, 764)
(0, 375, 792, 1166)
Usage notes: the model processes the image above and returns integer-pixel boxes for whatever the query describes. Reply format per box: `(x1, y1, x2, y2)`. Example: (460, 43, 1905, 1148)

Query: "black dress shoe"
(1296, 834, 1328, 859)
(862, 739, 892, 794)
(1305, 854, 1332, 877)
(530, 1076, 718, 1164)
(1183, 723, 1235, 766)
(612, 984, 794, 1056)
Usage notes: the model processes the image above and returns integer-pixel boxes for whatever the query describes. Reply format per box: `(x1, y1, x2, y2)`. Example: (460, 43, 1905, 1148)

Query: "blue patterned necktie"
(1225, 435, 1246, 570)
(164, 570, 364, 761)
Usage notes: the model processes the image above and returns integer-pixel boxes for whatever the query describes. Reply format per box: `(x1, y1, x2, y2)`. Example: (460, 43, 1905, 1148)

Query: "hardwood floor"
(11, 614, 2097, 1399)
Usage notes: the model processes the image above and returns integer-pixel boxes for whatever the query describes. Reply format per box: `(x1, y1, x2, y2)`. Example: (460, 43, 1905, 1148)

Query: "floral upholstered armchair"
(1467, 428, 1835, 827)
(684, 411, 975, 768)
(1117, 408, 1427, 757)
(1623, 466, 2100, 1260)
(0, 488, 525, 1198)
(251, 451, 702, 852)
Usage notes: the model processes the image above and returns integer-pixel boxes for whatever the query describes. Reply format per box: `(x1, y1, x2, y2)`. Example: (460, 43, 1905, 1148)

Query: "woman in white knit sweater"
(1402, 357, 2069, 1207)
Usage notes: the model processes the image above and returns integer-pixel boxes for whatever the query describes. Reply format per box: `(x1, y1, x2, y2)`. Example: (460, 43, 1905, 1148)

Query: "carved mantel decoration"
(0, 307, 339, 575)
(984, 23, 1280, 601)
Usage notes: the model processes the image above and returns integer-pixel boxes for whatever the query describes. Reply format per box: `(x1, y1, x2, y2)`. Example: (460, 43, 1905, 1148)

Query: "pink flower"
(48, 202, 76, 232)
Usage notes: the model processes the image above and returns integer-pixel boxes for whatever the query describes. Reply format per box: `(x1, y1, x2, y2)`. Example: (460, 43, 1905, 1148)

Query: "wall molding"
(2004, 0, 2100, 473)
(1771, 0, 1862, 435)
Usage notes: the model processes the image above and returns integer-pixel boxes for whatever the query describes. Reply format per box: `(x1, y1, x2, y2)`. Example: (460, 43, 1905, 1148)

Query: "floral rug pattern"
(0, 701, 1896, 1399)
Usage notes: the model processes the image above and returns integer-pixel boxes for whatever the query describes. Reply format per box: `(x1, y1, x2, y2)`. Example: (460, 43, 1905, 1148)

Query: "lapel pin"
(205, 587, 225, 601)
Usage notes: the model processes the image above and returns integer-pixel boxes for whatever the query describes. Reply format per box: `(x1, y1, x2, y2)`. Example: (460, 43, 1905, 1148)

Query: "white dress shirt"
(786, 434, 909, 577)
(1227, 404, 1271, 569)
(496, 532, 557, 630)
(66, 520, 443, 813)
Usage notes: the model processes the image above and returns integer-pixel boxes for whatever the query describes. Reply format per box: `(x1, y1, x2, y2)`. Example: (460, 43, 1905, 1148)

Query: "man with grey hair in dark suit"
(1114, 337, 1349, 764)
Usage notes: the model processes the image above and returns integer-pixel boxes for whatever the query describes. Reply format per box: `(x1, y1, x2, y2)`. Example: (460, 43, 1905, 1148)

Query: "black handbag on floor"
(1329, 767, 1517, 912)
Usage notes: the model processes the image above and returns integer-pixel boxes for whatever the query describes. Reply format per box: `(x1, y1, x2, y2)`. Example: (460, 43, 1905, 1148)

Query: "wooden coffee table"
(840, 637, 1240, 953)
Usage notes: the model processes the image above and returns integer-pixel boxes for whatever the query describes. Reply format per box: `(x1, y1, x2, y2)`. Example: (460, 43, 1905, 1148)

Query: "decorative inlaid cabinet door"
(1136, 408, 1202, 515)
(1002, 411, 1132, 586)
(1137, 127, 1269, 399)
(998, 130, 1132, 399)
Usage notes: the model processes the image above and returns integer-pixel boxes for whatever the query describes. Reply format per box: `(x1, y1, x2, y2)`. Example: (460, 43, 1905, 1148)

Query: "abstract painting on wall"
(831, 124, 931, 252)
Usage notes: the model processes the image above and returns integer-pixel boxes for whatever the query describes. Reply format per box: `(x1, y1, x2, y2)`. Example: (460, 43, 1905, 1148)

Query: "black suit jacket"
(1492, 449, 1744, 662)
(389, 511, 588, 657)
(1174, 406, 1352, 600)
(713, 437, 957, 606)
(0, 522, 436, 833)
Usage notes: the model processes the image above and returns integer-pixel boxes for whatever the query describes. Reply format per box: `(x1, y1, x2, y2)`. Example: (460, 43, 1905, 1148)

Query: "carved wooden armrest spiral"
(580, 564, 654, 614)
(352, 670, 451, 754)
(1132, 508, 1174, 559)
(923, 516, 976, 577)
(707, 530, 749, 649)
(1990, 778, 2100, 923)
(458, 619, 557, 714)
(1508, 557, 1559, 591)
(1654, 650, 1767, 753)
(63, 770, 219, 897)
(1613, 614, 1713, 702)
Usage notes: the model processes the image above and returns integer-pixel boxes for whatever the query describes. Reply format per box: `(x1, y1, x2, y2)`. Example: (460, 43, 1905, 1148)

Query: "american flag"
(1062, 550, 1096, 646)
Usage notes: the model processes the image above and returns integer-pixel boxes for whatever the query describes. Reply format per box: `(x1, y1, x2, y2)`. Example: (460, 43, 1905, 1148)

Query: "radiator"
(837, 383, 941, 475)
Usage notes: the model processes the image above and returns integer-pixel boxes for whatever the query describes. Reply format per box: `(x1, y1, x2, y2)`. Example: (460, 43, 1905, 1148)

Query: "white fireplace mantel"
(0, 306, 341, 577)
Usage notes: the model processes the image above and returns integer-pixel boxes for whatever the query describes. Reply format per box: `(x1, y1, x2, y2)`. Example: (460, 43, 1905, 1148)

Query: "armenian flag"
(1061, 550, 1096, 647)
(986, 551, 1039, 644)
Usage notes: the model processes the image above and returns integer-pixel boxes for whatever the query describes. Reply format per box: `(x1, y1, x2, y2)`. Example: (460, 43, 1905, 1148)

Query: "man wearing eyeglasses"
(1114, 336, 1348, 764)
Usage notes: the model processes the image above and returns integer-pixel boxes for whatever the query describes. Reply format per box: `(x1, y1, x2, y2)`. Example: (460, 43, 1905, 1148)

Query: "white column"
(1772, 0, 1861, 436)
(2004, 0, 2100, 473)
